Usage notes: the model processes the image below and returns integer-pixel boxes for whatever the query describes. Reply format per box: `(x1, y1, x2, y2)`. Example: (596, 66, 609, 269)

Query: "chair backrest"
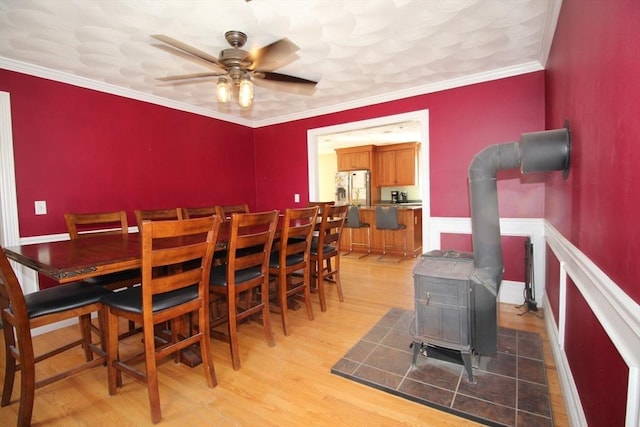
(182, 206, 218, 219)
(308, 201, 335, 207)
(140, 216, 220, 306)
(345, 205, 362, 228)
(215, 204, 250, 222)
(315, 204, 347, 254)
(0, 248, 28, 332)
(134, 208, 183, 230)
(225, 210, 278, 284)
(65, 210, 129, 239)
(275, 206, 319, 265)
(308, 201, 335, 216)
(375, 206, 400, 229)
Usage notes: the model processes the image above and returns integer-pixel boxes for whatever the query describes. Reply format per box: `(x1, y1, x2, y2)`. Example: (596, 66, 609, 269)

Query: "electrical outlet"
(294, 193, 300, 203)
(35, 200, 47, 215)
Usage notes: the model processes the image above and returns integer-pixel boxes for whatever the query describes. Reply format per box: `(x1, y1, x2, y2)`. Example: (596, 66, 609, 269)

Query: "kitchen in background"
(317, 120, 423, 204)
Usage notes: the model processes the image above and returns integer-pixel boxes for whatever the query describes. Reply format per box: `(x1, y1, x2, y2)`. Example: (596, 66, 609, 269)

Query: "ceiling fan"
(152, 31, 318, 107)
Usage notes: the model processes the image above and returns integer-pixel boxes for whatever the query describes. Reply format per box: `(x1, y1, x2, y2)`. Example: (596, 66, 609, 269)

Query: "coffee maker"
(390, 190, 399, 203)
(400, 191, 408, 203)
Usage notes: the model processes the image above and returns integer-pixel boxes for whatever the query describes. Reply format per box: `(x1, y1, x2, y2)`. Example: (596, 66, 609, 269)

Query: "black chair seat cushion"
(384, 224, 407, 230)
(101, 285, 198, 314)
(25, 282, 112, 319)
(82, 268, 141, 287)
(209, 264, 262, 287)
(268, 251, 304, 269)
(310, 244, 337, 257)
(345, 222, 370, 229)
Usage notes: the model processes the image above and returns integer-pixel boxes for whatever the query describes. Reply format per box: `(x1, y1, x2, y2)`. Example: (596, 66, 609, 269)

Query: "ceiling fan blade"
(251, 53, 300, 73)
(254, 71, 318, 86)
(253, 76, 317, 96)
(153, 44, 227, 73)
(248, 38, 300, 71)
(156, 72, 225, 82)
(151, 34, 224, 68)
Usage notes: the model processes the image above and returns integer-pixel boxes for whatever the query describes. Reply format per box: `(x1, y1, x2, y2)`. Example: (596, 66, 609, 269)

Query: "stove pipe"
(468, 125, 571, 296)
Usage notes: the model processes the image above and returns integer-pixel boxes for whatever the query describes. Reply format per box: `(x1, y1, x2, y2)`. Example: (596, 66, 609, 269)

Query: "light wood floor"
(1, 256, 568, 426)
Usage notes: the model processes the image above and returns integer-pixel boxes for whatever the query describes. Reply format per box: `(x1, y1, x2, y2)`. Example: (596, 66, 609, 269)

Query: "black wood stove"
(411, 125, 572, 383)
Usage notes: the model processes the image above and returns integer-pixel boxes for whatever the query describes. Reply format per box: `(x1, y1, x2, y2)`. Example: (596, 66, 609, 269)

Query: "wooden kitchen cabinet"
(375, 142, 418, 186)
(335, 145, 375, 171)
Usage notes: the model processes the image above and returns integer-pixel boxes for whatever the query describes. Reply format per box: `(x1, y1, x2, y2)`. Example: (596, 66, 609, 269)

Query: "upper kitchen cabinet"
(336, 145, 376, 171)
(376, 142, 419, 186)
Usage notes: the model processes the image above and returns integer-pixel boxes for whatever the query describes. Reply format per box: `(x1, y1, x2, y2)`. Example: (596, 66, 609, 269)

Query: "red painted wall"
(544, 1, 640, 425)
(1, 70, 255, 237)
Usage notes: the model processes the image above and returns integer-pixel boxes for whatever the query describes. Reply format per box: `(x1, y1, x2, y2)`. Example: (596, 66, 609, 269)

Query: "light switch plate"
(35, 200, 47, 215)
(294, 193, 300, 203)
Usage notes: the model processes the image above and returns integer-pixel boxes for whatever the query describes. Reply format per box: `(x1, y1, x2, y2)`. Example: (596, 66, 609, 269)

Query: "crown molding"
(1, 56, 542, 129)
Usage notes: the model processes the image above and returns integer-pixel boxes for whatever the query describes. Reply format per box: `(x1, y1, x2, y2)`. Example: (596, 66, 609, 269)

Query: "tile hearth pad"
(331, 308, 552, 427)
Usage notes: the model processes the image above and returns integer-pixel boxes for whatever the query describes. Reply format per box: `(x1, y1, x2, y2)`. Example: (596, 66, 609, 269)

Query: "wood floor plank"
(0, 256, 568, 426)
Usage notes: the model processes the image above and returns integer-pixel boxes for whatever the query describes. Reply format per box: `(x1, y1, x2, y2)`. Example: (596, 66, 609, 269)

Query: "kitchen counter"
(370, 202, 422, 209)
(341, 205, 422, 257)
(373, 200, 423, 207)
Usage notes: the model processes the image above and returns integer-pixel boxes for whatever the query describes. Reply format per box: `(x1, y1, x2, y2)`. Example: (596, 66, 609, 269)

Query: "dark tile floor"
(331, 308, 553, 427)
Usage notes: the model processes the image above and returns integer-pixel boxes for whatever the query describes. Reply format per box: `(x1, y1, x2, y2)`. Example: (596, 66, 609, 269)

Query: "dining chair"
(209, 210, 278, 370)
(64, 210, 141, 336)
(214, 204, 250, 221)
(308, 201, 335, 206)
(268, 206, 319, 336)
(101, 216, 221, 424)
(375, 206, 407, 262)
(134, 208, 183, 231)
(0, 248, 111, 427)
(343, 205, 371, 258)
(182, 206, 217, 219)
(307, 201, 335, 213)
(64, 211, 141, 291)
(309, 204, 348, 312)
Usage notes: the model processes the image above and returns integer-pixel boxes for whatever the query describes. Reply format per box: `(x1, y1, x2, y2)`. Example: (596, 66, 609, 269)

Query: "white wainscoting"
(427, 217, 545, 306)
(545, 222, 640, 427)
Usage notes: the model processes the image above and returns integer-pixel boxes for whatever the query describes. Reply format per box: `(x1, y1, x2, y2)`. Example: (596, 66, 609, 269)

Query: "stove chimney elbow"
(467, 123, 571, 295)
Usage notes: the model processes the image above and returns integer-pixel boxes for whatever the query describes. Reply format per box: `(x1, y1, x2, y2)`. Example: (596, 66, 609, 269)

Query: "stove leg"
(461, 351, 476, 383)
(411, 341, 422, 366)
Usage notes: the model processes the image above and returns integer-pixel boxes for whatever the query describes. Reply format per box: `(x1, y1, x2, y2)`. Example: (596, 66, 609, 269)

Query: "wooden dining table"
(4, 233, 143, 284)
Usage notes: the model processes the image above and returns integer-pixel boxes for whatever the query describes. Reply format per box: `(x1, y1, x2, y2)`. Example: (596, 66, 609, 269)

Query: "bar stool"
(375, 206, 407, 262)
(343, 205, 371, 258)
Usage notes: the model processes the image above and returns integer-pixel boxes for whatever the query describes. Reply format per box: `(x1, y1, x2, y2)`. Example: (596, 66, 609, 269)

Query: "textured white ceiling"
(0, 0, 561, 127)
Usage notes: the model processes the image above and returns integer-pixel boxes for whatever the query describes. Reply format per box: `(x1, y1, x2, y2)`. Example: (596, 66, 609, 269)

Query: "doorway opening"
(306, 109, 430, 251)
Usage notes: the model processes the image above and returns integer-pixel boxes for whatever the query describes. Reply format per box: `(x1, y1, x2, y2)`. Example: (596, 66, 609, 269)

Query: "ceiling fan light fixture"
(154, 31, 317, 110)
(238, 74, 253, 108)
(216, 77, 231, 103)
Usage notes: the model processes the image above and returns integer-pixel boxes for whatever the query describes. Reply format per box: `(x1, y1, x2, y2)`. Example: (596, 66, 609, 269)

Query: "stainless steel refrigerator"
(335, 170, 371, 206)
